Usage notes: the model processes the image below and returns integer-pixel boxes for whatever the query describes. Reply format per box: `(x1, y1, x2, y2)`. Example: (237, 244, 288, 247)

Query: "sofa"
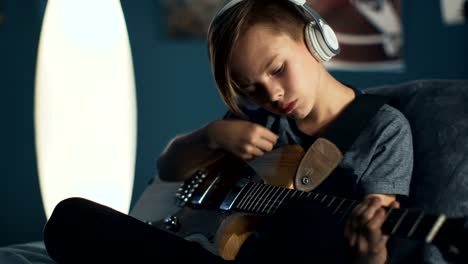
(1, 79, 467, 263)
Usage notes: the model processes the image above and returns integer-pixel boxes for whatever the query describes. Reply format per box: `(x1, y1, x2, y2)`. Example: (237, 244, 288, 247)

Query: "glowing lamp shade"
(35, 0, 137, 218)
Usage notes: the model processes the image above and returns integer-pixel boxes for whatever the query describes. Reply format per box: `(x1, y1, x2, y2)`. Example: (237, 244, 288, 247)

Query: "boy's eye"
(272, 64, 284, 76)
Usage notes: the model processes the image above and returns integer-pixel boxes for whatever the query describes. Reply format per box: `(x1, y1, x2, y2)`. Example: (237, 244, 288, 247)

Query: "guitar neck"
(229, 182, 447, 243)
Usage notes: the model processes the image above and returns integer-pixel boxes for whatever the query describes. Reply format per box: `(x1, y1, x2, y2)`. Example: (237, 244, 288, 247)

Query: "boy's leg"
(44, 197, 227, 264)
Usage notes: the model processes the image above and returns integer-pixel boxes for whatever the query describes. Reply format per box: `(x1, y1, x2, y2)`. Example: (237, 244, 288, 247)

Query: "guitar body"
(160, 206, 263, 260)
(148, 145, 305, 260)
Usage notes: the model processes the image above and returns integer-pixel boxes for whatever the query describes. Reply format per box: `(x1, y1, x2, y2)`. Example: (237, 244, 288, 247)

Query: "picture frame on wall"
(160, 0, 220, 39)
(0, 0, 5, 26)
(160, 0, 404, 72)
(313, 0, 404, 72)
(440, 0, 467, 25)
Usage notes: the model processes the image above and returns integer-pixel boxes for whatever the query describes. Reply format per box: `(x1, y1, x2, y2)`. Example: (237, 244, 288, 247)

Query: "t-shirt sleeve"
(357, 105, 414, 197)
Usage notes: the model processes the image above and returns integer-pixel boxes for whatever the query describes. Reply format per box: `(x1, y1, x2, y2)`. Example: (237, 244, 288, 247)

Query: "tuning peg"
(163, 215, 180, 232)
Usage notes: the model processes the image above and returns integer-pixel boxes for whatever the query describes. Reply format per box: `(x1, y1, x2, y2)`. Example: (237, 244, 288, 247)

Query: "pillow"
(0, 241, 55, 264)
(365, 79, 468, 263)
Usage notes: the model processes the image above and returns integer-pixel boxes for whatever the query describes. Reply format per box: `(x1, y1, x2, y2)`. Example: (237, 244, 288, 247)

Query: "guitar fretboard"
(232, 182, 446, 243)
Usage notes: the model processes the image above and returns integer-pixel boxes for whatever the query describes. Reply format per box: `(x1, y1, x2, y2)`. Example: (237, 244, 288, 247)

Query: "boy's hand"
(344, 195, 400, 264)
(206, 120, 278, 160)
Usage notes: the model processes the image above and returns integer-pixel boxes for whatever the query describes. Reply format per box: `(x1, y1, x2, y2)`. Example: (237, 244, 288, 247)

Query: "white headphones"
(210, 0, 340, 62)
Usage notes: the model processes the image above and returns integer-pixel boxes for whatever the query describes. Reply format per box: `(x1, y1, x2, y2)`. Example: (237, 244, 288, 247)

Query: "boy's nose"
(265, 83, 283, 102)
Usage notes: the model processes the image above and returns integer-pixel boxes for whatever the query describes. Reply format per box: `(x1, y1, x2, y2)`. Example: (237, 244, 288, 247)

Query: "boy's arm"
(157, 119, 278, 182)
(157, 124, 224, 182)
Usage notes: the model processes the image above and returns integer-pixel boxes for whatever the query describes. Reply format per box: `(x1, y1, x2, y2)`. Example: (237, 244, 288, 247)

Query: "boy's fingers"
(255, 138, 275, 152)
(253, 124, 278, 143)
(389, 200, 400, 209)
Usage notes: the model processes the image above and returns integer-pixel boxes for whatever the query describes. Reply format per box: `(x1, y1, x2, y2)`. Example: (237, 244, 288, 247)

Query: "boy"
(157, 0, 413, 263)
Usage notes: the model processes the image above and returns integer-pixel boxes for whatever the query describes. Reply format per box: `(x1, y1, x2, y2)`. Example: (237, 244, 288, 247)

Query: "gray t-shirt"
(223, 98, 413, 200)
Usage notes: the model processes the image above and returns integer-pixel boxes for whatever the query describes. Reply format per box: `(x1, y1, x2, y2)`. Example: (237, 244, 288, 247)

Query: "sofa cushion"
(365, 79, 468, 263)
(365, 79, 468, 216)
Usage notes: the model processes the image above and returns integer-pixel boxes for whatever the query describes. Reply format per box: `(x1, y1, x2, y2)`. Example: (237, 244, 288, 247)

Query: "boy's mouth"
(281, 99, 297, 114)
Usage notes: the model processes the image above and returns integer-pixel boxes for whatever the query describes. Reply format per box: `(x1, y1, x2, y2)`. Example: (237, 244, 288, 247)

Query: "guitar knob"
(301, 175, 310, 185)
(163, 215, 180, 232)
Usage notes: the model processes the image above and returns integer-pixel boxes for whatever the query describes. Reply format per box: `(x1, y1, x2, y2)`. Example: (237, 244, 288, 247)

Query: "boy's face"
(230, 23, 324, 120)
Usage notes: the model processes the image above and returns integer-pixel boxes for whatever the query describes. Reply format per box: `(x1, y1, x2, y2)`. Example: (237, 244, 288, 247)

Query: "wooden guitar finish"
(152, 145, 305, 260)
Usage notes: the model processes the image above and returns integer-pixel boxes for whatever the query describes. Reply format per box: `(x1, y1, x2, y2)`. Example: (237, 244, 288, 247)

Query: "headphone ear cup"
(304, 22, 337, 62)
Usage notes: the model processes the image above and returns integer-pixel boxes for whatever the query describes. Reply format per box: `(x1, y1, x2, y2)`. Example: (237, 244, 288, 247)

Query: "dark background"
(1, 0, 467, 246)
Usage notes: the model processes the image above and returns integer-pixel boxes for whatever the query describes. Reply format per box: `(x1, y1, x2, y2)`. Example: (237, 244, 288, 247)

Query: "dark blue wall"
(1, 0, 47, 246)
(1, 0, 467, 246)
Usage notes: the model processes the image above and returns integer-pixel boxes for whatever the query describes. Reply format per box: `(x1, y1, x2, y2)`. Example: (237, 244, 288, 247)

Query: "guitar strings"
(234, 182, 358, 223)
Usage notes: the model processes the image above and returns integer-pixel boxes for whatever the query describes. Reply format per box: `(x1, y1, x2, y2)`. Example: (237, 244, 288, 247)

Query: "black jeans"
(44, 197, 350, 264)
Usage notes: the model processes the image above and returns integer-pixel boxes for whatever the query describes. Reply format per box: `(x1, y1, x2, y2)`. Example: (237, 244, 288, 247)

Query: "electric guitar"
(140, 145, 467, 262)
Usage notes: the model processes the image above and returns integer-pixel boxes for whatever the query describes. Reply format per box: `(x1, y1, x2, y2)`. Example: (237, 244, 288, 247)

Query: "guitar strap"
(295, 93, 390, 192)
(323, 93, 391, 152)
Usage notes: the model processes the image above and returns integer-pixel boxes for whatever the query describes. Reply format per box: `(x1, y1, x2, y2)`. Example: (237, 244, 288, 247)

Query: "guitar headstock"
(175, 170, 208, 207)
(433, 217, 468, 264)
